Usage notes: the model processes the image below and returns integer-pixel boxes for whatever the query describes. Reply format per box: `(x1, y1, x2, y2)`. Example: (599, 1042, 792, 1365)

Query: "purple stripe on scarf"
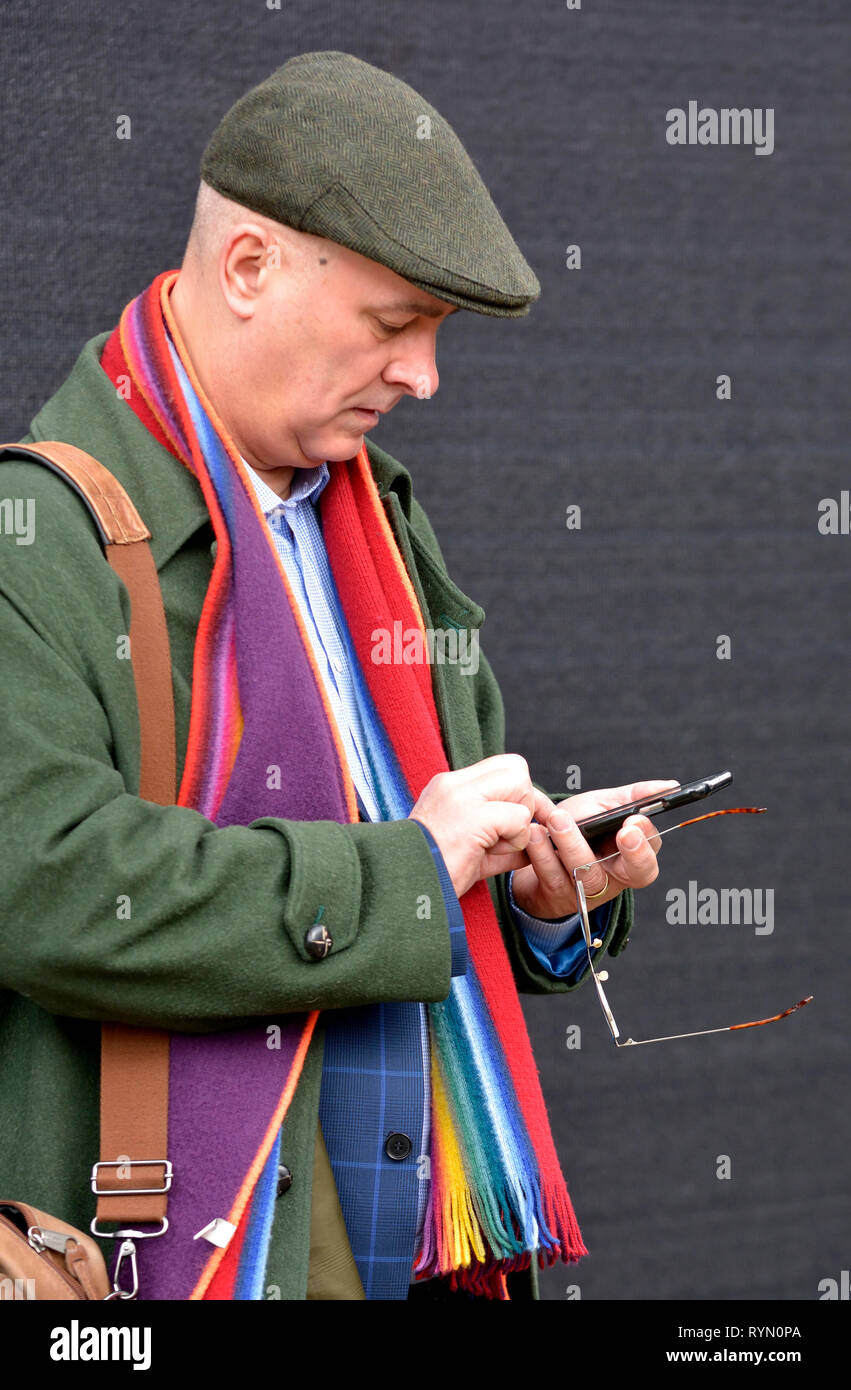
(115, 284, 354, 1300)
(215, 461, 351, 828)
(135, 1023, 307, 1301)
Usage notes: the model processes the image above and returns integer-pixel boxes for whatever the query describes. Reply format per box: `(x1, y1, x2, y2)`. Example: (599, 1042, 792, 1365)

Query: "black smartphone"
(572, 771, 733, 843)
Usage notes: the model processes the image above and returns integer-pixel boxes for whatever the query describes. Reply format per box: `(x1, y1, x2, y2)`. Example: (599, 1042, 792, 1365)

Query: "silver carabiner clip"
(104, 1238, 138, 1300)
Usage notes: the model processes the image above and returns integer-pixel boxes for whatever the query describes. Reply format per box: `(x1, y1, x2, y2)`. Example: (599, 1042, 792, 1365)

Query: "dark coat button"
(276, 1165, 293, 1196)
(305, 924, 332, 959)
(385, 1132, 412, 1161)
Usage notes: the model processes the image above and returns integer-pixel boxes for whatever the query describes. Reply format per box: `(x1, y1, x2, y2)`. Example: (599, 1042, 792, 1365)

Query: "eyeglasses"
(571, 808, 813, 1047)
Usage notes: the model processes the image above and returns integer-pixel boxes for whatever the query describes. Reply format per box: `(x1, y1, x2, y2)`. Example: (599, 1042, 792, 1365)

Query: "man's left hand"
(509, 780, 680, 920)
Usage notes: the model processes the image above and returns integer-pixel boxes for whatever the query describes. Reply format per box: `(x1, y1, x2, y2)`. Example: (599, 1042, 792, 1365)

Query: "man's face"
(231, 234, 458, 471)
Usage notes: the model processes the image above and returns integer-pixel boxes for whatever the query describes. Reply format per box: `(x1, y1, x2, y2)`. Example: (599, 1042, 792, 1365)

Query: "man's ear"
(220, 223, 293, 318)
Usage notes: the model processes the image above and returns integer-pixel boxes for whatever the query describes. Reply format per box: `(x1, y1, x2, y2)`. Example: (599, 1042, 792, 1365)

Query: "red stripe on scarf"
(101, 321, 179, 459)
(203, 1216, 248, 1301)
(320, 455, 587, 1269)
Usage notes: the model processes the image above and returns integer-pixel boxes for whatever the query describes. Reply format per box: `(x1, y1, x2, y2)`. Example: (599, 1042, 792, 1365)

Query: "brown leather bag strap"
(0, 441, 175, 1231)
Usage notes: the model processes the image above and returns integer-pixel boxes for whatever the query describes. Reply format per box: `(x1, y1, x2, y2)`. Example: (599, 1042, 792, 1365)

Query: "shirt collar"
(240, 455, 330, 516)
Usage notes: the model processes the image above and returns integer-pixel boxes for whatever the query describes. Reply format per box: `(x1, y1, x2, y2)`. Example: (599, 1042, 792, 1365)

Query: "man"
(0, 51, 672, 1301)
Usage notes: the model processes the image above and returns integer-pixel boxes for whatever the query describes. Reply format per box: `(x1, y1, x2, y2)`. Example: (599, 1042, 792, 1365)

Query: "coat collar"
(27, 331, 415, 571)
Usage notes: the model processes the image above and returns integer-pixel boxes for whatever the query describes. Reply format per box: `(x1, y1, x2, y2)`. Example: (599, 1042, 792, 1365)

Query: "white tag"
(193, 1218, 237, 1249)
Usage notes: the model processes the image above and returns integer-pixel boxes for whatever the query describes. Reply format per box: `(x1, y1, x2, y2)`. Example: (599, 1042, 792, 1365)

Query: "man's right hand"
(408, 754, 554, 899)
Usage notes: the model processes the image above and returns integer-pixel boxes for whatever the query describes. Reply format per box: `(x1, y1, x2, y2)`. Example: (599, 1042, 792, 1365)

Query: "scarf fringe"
(417, 963, 587, 1287)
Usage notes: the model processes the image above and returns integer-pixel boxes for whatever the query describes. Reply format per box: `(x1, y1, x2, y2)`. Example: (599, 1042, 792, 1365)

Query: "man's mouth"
(352, 407, 380, 422)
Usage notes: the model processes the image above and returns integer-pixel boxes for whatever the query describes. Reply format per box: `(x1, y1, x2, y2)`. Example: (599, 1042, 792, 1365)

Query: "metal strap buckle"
(90, 1158, 173, 1196)
(90, 1217, 169, 1240)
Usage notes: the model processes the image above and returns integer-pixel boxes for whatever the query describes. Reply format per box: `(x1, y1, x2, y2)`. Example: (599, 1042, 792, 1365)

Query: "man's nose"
(383, 330, 440, 402)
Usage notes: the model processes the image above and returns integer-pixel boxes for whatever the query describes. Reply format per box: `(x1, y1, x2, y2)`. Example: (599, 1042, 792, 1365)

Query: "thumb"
(542, 806, 609, 898)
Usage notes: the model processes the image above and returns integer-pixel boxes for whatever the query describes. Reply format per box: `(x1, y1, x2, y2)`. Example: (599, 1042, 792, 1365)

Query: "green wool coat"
(0, 331, 633, 1300)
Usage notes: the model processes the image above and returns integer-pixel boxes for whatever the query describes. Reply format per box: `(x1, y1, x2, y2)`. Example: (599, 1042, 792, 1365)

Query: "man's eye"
(376, 319, 406, 334)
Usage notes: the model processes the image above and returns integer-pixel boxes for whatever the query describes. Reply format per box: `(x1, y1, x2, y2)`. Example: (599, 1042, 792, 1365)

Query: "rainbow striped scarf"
(101, 270, 586, 1300)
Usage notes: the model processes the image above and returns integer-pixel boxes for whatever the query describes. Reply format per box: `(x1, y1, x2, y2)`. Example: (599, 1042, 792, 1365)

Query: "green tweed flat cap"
(200, 51, 540, 317)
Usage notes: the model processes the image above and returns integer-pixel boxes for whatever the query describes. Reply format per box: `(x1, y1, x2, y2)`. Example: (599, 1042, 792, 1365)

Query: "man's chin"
(320, 430, 372, 461)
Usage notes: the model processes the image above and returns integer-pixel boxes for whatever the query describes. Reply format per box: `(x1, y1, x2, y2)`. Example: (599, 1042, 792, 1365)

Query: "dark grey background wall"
(1, 0, 846, 1301)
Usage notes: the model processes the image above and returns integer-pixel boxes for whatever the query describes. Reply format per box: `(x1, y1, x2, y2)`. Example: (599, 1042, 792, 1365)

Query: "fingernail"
(550, 811, 570, 832)
(622, 829, 643, 850)
(528, 823, 546, 843)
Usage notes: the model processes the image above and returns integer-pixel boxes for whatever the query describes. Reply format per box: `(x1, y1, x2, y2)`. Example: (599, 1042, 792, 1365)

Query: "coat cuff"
(506, 870, 613, 982)
(408, 819, 467, 977)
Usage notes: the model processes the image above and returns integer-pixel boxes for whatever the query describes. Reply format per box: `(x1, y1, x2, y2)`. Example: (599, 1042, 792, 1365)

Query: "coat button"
(385, 1132, 412, 1161)
(276, 1165, 293, 1196)
(305, 924, 332, 959)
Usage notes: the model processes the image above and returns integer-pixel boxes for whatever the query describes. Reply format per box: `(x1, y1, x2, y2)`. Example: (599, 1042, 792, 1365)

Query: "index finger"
(451, 755, 556, 824)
